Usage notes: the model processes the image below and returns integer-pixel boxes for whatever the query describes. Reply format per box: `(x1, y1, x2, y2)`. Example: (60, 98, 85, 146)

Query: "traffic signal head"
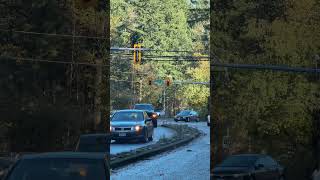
(166, 79, 170, 86)
(148, 80, 152, 85)
(133, 44, 142, 65)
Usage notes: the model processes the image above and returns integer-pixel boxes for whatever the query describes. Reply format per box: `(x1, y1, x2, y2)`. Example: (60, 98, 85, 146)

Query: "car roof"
(229, 154, 266, 158)
(134, 104, 153, 106)
(116, 109, 145, 113)
(21, 152, 107, 160)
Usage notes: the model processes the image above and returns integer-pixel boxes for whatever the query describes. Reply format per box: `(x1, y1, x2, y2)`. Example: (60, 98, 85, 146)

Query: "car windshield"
(178, 111, 191, 116)
(134, 105, 153, 111)
(218, 156, 259, 167)
(111, 112, 143, 121)
(7, 158, 106, 180)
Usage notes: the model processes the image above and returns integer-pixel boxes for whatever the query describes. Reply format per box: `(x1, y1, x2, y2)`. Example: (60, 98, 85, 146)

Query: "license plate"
(119, 133, 126, 137)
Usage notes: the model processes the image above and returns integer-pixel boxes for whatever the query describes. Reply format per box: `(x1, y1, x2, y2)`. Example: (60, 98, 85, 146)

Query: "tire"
(148, 132, 153, 141)
(142, 129, 149, 143)
(196, 118, 200, 122)
(186, 118, 190, 122)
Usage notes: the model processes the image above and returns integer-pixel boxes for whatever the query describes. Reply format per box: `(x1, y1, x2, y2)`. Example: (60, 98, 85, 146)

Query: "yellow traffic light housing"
(133, 44, 142, 65)
(165, 76, 173, 87)
(165, 79, 170, 86)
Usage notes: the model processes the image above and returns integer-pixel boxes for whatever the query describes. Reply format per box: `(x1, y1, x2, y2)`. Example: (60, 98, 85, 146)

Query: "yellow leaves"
(187, 60, 210, 81)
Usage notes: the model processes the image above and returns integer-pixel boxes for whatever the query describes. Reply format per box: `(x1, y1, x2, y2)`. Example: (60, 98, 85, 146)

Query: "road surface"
(111, 119, 210, 180)
(111, 126, 175, 155)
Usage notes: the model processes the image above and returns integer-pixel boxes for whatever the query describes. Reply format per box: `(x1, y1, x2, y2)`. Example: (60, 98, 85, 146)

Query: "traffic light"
(133, 44, 142, 65)
(148, 80, 152, 85)
(165, 79, 171, 86)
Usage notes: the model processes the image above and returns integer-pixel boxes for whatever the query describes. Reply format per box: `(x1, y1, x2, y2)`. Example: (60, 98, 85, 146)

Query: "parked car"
(75, 134, 110, 153)
(207, 114, 210, 126)
(2, 152, 110, 180)
(174, 110, 200, 122)
(0, 158, 14, 179)
(133, 103, 158, 127)
(212, 154, 285, 180)
(110, 109, 154, 143)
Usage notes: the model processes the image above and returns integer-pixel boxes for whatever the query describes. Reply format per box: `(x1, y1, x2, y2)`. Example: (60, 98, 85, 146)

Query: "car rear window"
(134, 105, 153, 111)
(178, 111, 191, 116)
(218, 156, 259, 167)
(111, 112, 143, 121)
(6, 158, 106, 180)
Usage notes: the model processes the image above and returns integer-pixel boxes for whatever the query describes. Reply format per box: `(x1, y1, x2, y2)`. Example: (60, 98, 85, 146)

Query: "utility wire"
(1, 55, 109, 67)
(0, 29, 108, 40)
(211, 63, 320, 73)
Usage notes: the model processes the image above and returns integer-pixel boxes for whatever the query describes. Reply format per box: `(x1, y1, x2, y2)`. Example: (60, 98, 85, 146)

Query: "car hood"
(111, 121, 143, 127)
(213, 166, 252, 175)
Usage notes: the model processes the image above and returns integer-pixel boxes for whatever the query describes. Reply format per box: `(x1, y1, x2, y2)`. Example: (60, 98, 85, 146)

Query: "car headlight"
(135, 125, 142, 131)
(110, 126, 112, 132)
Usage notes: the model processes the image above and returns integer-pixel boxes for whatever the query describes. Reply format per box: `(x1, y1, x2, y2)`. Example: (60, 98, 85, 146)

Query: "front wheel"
(141, 130, 149, 143)
(185, 118, 190, 122)
(148, 132, 153, 141)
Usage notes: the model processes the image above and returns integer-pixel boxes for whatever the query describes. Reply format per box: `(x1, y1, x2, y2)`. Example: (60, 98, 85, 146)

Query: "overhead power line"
(0, 29, 108, 40)
(211, 63, 320, 73)
(1, 55, 109, 67)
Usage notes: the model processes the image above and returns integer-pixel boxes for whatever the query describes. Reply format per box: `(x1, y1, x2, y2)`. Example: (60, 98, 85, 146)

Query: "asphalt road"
(111, 126, 175, 155)
(111, 119, 210, 180)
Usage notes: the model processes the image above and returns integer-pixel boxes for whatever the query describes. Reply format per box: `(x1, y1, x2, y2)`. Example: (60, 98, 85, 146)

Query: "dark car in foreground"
(133, 103, 158, 127)
(2, 152, 109, 180)
(174, 110, 200, 122)
(75, 134, 110, 153)
(111, 110, 154, 143)
(0, 158, 14, 179)
(213, 154, 285, 180)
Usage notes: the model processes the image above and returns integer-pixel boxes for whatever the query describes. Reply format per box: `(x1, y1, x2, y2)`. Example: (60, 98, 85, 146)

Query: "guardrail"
(110, 124, 202, 169)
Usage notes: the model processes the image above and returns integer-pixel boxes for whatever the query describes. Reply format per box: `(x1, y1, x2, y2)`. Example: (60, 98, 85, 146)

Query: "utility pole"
(314, 54, 320, 174)
(139, 79, 142, 102)
(163, 86, 166, 117)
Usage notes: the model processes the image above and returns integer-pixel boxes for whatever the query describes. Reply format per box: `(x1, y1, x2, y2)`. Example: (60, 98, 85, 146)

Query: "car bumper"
(111, 131, 144, 140)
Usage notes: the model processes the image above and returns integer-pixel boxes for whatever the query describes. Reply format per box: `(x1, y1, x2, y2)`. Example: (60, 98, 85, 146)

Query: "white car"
(207, 115, 210, 126)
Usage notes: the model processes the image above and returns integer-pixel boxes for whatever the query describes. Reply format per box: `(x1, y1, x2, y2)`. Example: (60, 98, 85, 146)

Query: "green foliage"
(211, 0, 320, 178)
(111, 0, 209, 114)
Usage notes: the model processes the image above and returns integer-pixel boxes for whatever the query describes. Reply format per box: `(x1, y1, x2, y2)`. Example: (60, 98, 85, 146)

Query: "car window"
(218, 156, 259, 167)
(112, 112, 143, 121)
(6, 158, 106, 180)
(178, 111, 190, 116)
(134, 104, 154, 111)
(144, 112, 149, 120)
(264, 156, 278, 167)
(255, 157, 268, 167)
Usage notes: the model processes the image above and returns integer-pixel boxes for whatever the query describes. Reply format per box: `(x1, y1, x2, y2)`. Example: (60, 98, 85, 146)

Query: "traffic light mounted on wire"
(133, 44, 142, 65)
(148, 79, 152, 86)
(165, 78, 171, 87)
(165, 76, 173, 87)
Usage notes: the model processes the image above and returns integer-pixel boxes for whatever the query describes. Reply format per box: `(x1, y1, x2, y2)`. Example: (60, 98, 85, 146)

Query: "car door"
(254, 157, 269, 180)
(264, 156, 280, 180)
(189, 111, 195, 120)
